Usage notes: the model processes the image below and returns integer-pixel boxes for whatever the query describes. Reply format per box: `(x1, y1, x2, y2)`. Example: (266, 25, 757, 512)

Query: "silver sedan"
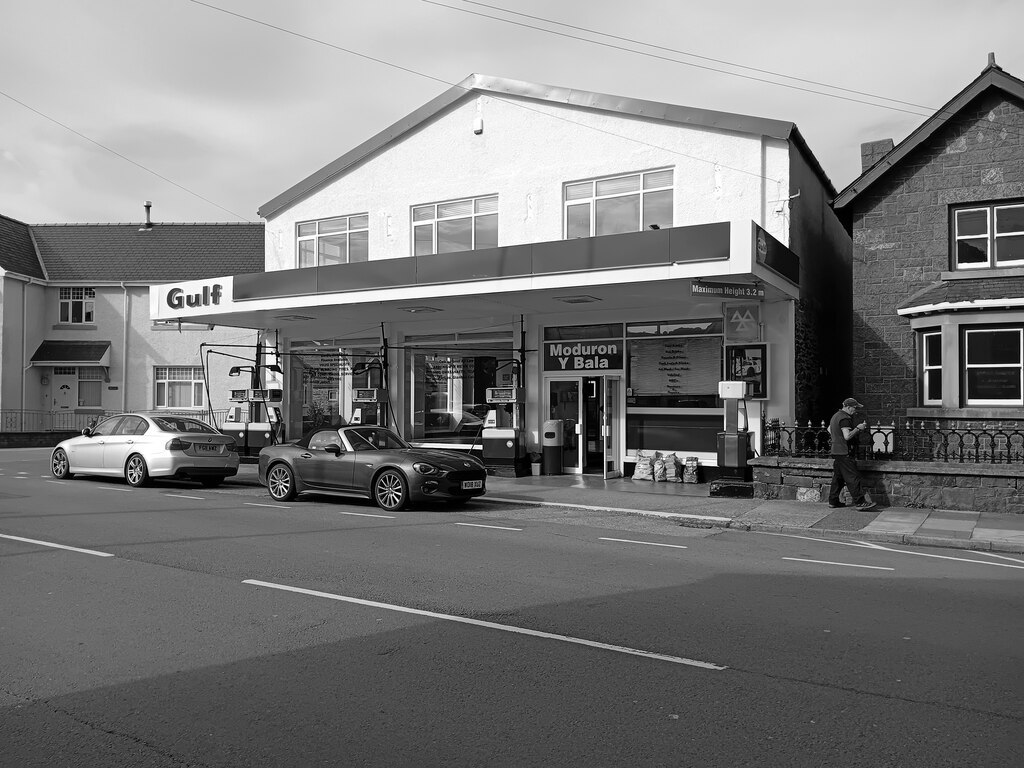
(50, 413, 239, 487)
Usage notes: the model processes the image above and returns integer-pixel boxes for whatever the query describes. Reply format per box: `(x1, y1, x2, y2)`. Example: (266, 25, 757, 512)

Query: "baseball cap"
(843, 397, 863, 408)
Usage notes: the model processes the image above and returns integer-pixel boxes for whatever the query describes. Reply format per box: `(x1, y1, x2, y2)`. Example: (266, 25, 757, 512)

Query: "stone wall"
(750, 456, 1024, 515)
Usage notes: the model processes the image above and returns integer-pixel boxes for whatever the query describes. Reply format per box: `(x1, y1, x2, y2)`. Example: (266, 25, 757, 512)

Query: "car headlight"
(413, 462, 442, 476)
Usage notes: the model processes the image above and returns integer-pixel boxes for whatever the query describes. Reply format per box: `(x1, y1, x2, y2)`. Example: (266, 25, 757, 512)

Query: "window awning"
(30, 340, 112, 367)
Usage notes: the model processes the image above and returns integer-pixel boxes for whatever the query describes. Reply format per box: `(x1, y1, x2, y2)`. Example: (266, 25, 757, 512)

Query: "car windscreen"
(152, 417, 220, 434)
(347, 427, 409, 450)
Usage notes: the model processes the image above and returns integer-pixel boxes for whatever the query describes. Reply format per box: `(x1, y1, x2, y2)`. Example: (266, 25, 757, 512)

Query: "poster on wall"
(723, 302, 761, 343)
(724, 343, 768, 400)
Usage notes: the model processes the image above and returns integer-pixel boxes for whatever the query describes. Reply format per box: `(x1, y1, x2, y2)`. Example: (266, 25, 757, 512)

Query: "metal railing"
(762, 418, 1024, 465)
(0, 409, 229, 433)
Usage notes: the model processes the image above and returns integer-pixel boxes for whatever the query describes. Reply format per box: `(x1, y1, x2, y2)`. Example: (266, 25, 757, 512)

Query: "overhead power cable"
(0, 86, 252, 222)
(187, 0, 782, 185)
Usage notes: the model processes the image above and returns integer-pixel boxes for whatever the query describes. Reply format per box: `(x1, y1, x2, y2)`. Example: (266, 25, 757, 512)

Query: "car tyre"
(267, 463, 297, 502)
(51, 449, 74, 479)
(125, 454, 150, 487)
(199, 477, 224, 488)
(374, 469, 408, 511)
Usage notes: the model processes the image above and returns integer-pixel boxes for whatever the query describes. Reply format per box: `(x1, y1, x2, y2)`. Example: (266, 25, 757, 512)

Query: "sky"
(2, 0, 1023, 225)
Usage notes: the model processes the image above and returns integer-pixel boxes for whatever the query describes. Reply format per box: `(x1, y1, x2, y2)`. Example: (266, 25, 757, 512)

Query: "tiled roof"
(898, 275, 1024, 312)
(30, 222, 264, 282)
(0, 214, 46, 279)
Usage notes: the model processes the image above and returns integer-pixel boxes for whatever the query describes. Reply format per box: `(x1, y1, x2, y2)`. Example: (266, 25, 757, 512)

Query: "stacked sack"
(632, 450, 683, 483)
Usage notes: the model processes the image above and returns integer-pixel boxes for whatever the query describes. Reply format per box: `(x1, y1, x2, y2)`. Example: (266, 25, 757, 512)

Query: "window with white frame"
(953, 202, 1024, 269)
(564, 169, 673, 239)
(155, 366, 205, 409)
(59, 287, 95, 324)
(78, 367, 104, 407)
(297, 214, 369, 268)
(921, 331, 942, 405)
(412, 196, 498, 256)
(963, 327, 1023, 405)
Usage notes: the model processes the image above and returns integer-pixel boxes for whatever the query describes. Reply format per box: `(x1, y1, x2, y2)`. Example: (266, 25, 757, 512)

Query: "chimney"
(139, 200, 154, 232)
(860, 139, 894, 172)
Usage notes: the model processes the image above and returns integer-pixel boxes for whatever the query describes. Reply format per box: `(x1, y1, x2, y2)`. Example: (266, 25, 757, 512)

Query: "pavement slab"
(861, 510, 931, 535)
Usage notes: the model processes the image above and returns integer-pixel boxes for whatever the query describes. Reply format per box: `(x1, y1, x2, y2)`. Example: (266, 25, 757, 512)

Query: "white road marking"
(783, 557, 894, 571)
(455, 522, 522, 531)
(599, 537, 688, 550)
(977, 551, 1024, 565)
(338, 511, 395, 519)
(244, 502, 291, 509)
(165, 494, 205, 500)
(483, 496, 731, 523)
(758, 531, 1024, 571)
(243, 579, 726, 670)
(851, 540, 1024, 570)
(96, 486, 133, 493)
(0, 533, 113, 558)
(45, 480, 66, 485)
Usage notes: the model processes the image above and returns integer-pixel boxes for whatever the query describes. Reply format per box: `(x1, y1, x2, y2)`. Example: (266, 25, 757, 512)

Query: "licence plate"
(196, 444, 220, 453)
(461, 480, 483, 490)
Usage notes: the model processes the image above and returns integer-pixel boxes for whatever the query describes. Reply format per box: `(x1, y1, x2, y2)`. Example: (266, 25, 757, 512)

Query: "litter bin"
(542, 419, 564, 475)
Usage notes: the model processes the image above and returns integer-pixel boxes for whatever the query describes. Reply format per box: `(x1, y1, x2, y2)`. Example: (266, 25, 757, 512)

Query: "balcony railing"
(0, 409, 230, 433)
(762, 419, 1024, 465)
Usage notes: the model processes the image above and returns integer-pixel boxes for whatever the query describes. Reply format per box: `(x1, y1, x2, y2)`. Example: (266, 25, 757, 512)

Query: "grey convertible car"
(257, 425, 486, 510)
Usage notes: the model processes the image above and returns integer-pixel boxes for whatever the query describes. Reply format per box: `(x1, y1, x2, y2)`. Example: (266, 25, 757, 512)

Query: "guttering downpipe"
(122, 281, 129, 412)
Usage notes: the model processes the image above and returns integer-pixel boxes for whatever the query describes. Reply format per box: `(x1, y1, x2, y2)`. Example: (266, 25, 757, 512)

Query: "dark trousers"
(829, 455, 864, 504)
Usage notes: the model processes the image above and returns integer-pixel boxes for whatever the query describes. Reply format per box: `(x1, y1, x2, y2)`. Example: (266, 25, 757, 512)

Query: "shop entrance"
(547, 376, 621, 477)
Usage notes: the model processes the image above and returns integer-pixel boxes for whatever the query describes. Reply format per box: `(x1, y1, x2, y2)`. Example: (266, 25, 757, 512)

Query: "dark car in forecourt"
(257, 424, 486, 510)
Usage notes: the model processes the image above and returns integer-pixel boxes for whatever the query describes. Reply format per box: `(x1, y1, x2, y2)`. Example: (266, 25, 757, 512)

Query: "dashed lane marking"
(244, 502, 291, 509)
(337, 511, 395, 519)
(599, 537, 688, 550)
(454, 522, 522, 531)
(783, 557, 894, 571)
(242, 579, 726, 670)
(0, 533, 113, 558)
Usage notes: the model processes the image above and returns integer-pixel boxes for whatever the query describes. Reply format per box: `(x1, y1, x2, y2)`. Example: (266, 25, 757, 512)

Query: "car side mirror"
(82, 427, 92, 437)
(325, 444, 343, 456)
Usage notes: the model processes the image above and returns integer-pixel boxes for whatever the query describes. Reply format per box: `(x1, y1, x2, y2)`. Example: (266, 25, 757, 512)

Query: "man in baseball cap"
(827, 397, 876, 510)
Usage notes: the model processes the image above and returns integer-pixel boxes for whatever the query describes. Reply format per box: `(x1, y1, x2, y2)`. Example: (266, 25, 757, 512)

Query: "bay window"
(964, 327, 1023, 405)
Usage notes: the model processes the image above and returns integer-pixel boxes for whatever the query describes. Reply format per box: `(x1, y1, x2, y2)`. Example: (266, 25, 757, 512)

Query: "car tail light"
(166, 438, 192, 451)
(226, 441, 239, 453)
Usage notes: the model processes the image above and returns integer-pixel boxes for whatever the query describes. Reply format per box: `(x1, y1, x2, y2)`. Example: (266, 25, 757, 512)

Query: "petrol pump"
(481, 385, 530, 477)
(222, 387, 285, 457)
(716, 380, 754, 480)
(351, 387, 387, 425)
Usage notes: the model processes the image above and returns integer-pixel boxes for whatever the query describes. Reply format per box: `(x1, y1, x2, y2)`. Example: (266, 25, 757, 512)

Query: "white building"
(150, 75, 851, 478)
(0, 211, 263, 435)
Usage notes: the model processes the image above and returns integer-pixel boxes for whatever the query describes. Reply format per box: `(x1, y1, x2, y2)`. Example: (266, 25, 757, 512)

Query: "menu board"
(628, 337, 721, 397)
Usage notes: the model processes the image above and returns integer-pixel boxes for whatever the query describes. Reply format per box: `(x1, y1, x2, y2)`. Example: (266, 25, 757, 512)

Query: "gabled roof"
(0, 213, 46, 279)
(834, 61, 1024, 209)
(30, 222, 264, 282)
(258, 73, 834, 219)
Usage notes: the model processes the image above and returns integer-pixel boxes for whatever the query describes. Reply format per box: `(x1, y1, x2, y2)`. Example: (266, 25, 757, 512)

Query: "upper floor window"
(963, 327, 1022, 406)
(564, 169, 673, 239)
(413, 196, 498, 256)
(155, 366, 205, 409)
(59, 287, 95, 324)
(953, 202, 1024, 270)
(297, 214, 369, 268)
